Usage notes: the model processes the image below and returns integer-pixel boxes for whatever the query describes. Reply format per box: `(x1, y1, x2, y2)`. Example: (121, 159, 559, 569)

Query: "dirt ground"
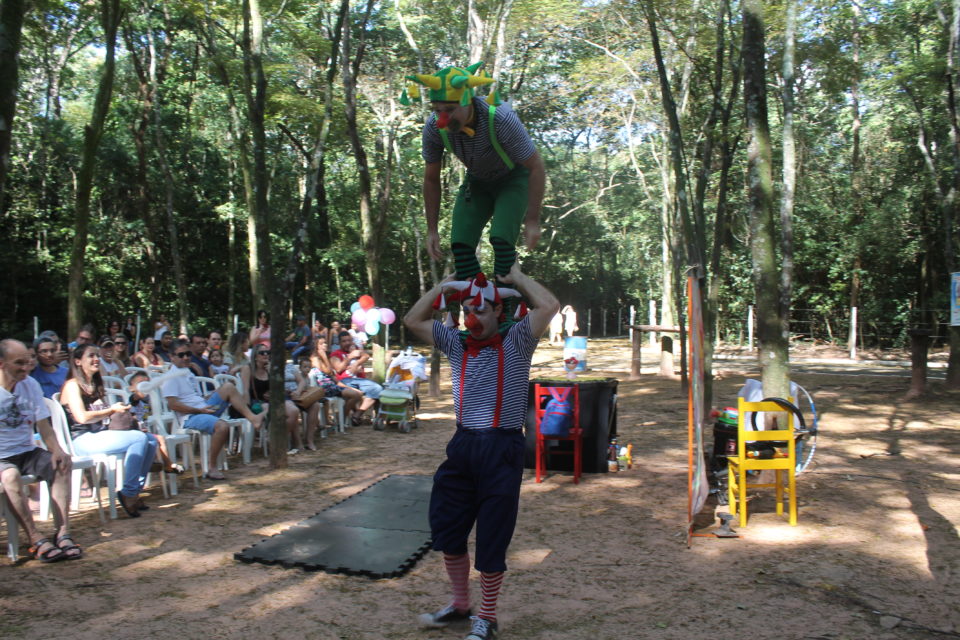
(2, 339, 959, 640)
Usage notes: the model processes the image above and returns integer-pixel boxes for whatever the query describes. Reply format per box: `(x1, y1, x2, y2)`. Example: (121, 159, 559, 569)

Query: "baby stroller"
(374, 349, 427, 433)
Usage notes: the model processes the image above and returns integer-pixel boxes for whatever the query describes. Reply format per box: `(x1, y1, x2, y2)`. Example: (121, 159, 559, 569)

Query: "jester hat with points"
(400, 62, 502, 107)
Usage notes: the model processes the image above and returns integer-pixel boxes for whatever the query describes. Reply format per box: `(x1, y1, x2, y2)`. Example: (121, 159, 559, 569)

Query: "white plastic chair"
(1, 474, 48, 562)
(142, 388, 199, 496)
(212, 374, 256, 464)
(44, 398, 110, 522)
(102, 375, 126, 393)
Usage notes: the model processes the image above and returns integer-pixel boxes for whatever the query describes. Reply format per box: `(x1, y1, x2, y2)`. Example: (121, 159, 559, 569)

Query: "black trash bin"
(524, 377, 618, 473)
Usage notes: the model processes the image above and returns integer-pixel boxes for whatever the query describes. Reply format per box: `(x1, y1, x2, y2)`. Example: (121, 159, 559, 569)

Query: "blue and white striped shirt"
(433, 317, 539, 430)
(422, 97, 536, 181)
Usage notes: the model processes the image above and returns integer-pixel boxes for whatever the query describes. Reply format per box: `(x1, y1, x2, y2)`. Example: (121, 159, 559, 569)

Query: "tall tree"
(67, 0, 122, 338)
(742, 0, 789, 398)
(0, 0, 26, 209)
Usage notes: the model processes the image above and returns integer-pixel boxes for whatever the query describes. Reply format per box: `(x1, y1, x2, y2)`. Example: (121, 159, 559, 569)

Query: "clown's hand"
(427, 231, 443, 261)
(495, 263, 525, 287)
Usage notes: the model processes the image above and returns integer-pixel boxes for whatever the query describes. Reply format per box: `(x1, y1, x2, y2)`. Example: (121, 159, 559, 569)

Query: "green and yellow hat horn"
(400, 62, 501, 107)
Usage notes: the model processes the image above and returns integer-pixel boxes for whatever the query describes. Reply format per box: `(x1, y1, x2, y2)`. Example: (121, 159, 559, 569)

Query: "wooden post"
(649, 300, 657, 346)
(849, 306, 858, 359)
(601, 307, 606, 336)
(660, 335, 675, 377)
(629, 305, 635, 340)
(631, 325, 642, 379)
(907, 328, 930, 399)
(618, 308, 623, 336)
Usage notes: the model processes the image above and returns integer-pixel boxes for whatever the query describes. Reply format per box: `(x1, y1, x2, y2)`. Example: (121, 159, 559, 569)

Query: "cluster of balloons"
(350, 295, 396, 336)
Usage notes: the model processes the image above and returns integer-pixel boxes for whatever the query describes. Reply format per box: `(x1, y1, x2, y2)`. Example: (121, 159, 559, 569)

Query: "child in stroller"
(374, 349, 427, 433)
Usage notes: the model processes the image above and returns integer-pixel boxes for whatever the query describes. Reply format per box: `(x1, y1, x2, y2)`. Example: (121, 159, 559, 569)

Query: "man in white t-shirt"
(0, 339, 80, 562)
(162, 339, 264, 480)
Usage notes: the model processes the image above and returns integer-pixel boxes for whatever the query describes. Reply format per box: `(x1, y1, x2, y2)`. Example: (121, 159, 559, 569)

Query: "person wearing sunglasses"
(162, 339, 265, 480)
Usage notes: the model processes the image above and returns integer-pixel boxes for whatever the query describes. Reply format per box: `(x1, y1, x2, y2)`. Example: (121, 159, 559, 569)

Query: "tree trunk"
(67, 0, 121, 338)
(779, 0, 797, 341)
(342, 0, 384, 301)
(242, 0, 286, 468)
(0, 0, 26, 209)
(743, 0, 790, 399)
(848, 2, 863, 355)
(945, 0, 960, 388)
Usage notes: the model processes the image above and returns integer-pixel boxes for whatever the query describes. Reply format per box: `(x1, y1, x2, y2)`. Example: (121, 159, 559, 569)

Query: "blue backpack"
(540, 387, 574, 436)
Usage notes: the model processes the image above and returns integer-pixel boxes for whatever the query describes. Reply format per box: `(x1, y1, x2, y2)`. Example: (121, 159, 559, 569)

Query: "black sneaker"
(419, 604, 472, 628)
(465, 616, 498, 640)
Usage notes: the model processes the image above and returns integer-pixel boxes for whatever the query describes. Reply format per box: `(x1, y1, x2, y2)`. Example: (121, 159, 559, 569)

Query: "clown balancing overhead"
(401, 62, 546, 282)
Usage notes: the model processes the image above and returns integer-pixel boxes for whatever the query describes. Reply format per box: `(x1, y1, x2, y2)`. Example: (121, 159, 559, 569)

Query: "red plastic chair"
(534, 383, 582, 483)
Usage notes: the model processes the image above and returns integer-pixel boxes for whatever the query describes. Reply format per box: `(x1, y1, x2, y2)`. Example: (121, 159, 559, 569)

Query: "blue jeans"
(73, 429, 159, 498)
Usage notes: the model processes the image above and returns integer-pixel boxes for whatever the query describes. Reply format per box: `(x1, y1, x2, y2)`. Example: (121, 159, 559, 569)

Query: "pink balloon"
(380, 308, 396, 325)
(351, 309, 366, 326)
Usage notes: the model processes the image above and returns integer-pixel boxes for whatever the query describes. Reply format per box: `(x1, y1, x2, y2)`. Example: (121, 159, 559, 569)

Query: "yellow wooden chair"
(727, 397, 798, 526)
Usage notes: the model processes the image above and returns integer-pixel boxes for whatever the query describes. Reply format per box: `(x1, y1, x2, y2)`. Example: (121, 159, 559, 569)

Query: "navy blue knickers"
(429, 427, 526, 573)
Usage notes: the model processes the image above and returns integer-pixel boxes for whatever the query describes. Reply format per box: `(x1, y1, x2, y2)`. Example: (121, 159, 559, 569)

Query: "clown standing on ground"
(402, 62, 546, 281)
(404, 265, 559, 640)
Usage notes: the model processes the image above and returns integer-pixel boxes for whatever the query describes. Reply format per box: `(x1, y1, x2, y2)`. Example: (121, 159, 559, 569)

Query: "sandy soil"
(2, 339, 958, 640)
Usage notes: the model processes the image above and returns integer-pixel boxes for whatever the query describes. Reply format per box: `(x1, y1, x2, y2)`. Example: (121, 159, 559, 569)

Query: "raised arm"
(497, 264, 559, 338)
(423, 162, 443, 261)
(404, 275, 454, 346)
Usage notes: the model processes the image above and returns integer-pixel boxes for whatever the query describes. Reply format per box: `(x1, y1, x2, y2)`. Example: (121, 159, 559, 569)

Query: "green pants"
(450, 165, 530, 279)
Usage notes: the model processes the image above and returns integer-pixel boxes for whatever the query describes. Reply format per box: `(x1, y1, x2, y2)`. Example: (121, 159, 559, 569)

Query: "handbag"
(295, 386, 326, 408)
(107, 410, 136, 430)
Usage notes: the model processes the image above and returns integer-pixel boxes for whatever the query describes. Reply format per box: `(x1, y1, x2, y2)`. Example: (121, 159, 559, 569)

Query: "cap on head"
(400, 62, 500, 107)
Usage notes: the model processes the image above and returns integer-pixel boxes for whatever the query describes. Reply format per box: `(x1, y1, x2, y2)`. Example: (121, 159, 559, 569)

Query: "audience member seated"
(224, 331, 251, 376)
(208, 349, 229, 376)
(107, 320, 123, 341)
(67, 324, 95, 350)
(133, 336, 163, 370)
(61, 344, 157, 518)
(348, 322, 368, 349)
(98, 335, 128, 379)
(0, 339, 80, 562)
(308, 336, 363, 422)
(207, 330, 224, 357)
(125, 373, 184, 475)
(153, 314, 172, 341)
(112, 333, 132, 369)
(154, 329, 173, 363)
(162, 339, 264, 480)
(330, 331, 381, 425)
(31, 336, 68, 399)
(312, 320, 326, 345)
(250, 346, 304, 454)
(326, 321, 342, 353)
(285, 315, 312, 361)
(250, 310, 271, 351)
(187, 334, 211, 377)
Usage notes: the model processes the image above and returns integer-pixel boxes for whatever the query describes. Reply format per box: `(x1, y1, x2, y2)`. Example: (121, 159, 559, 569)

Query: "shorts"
(0, 447, 57, 486)
(428, 427, 525, 573)
(343, 377, 382, 400)
(182, 393, 229, 434)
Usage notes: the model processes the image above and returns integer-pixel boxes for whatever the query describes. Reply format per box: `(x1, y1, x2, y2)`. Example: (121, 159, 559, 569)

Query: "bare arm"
(61, 379, 126, 424)
(423, 162, 443, 260)
(497, 264, 559, 338)
(521, 150, 545, 250)
(404, 276, 454, 346)
(330, 354, 348, 375)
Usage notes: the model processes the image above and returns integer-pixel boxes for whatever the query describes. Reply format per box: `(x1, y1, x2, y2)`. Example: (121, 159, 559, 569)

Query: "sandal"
(117, 493, 141, 518)
(204, 472, 226, 481)
(55, 534, 84, 560)
(29, 538, 66, 563)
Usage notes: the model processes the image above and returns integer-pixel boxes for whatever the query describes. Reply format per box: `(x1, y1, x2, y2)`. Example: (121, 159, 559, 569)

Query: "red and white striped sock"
(443, 552, 472, 611)
(477, 571, 504, 621)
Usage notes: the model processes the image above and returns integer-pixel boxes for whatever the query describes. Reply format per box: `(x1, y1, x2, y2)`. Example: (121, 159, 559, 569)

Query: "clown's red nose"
(465, 313, 481, 331)
(437, 111, 450, 129)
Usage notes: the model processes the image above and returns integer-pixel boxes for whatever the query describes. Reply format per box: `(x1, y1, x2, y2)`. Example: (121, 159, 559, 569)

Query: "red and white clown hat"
(433, 273, 526, 326)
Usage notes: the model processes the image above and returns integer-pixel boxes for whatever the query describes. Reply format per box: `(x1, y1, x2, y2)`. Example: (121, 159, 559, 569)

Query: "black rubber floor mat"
(235, 474, 434, 578)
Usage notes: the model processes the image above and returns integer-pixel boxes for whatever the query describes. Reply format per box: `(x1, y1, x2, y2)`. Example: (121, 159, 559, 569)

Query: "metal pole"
(33, 316, 38, 339)
(617, 308, 623, 336)
(747, 305, 754, 350)
(629, 305, 635, 341)
(648, 300, 657, 347)
(849, 306, 858, 360)
(587, 309, 592, 338)
(135, 312, 142, 352)
(233, 314, 239, 334)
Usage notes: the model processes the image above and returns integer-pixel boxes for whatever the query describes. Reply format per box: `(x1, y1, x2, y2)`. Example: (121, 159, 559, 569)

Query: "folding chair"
(533, 383, 582, 484)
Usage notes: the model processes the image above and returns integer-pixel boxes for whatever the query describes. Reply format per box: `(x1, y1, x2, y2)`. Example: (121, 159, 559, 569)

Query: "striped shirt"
(433, 317, 539, 430)
(422, 97, 536, 181)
